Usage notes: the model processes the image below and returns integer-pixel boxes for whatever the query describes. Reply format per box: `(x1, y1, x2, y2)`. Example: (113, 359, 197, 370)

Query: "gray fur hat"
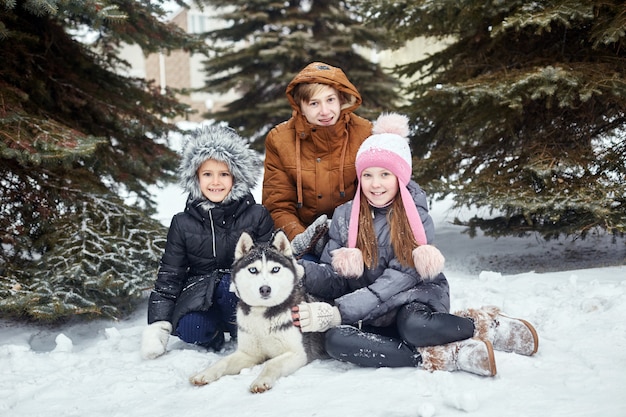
(178, 125, 262, 206)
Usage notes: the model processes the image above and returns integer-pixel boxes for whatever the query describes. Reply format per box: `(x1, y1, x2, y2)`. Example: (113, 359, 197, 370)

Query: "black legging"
(325, 302, 475, 368)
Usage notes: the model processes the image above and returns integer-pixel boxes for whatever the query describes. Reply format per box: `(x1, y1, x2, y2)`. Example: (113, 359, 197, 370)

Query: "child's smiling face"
(197, 159, 233, 203)
(360, 167, 399, 207)
(300, 85, 342, 126)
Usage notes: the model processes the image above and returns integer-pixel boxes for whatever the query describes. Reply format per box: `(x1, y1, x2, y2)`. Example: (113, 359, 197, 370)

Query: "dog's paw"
(250, 379, 273, 394)
(250, 372, 276, 393)
(189, 369, 220, 386)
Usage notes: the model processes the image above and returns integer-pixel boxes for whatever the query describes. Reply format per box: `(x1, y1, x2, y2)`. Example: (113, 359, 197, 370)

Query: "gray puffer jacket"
(301, 181, 450, 327)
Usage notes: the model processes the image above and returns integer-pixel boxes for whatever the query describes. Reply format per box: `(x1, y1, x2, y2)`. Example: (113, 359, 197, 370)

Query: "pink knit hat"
(332, 113, 445, 280)
(347, 113, 427, 248)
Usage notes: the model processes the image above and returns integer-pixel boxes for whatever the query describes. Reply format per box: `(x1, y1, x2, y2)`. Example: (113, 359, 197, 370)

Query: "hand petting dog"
(292, 302, 341, 333)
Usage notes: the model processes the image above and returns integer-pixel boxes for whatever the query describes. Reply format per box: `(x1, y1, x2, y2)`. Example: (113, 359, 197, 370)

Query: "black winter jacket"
(147, 194, 274, 330)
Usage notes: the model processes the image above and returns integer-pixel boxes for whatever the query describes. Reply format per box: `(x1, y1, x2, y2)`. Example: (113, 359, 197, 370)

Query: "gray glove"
(291, 214, 329, 257)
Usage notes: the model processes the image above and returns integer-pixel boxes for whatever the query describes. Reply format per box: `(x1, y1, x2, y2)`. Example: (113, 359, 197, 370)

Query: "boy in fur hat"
(292, 113, 538, 376)
(141, 126, 275, 359)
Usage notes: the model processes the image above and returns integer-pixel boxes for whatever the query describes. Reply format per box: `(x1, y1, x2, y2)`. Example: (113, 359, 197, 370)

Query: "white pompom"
(372, 113, 410, 138)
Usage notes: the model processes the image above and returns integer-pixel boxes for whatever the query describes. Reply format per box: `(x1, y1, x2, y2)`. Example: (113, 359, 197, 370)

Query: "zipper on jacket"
(208, 210, 217, 258)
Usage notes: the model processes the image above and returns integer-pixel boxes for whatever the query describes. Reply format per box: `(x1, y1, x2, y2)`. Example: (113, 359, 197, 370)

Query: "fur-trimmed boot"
(418, 338, 497, 377)
(455, 306, 539, 356)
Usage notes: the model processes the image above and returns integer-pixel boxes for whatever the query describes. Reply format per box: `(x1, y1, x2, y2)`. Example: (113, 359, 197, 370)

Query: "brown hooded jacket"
(262, 62, 373, 239)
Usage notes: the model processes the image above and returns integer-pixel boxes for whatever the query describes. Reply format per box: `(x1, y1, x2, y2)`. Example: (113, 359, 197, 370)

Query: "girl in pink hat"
(292, 113, 538, 377)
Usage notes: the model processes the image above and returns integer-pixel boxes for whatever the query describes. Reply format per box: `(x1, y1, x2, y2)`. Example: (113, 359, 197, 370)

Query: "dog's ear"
(271, 230, 293, 258)
(235, 232, 255, 260)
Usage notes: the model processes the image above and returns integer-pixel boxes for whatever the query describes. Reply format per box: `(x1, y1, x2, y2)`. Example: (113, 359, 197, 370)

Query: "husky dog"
(190, 230, 327, 393)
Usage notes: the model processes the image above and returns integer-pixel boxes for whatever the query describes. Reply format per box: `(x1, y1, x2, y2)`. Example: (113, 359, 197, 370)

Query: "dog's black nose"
(259, 285, 271, 298)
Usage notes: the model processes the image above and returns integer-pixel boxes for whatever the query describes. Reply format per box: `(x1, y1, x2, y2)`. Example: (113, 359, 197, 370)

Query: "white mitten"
(291, 214, 328, 255)
(296, 302, 341, 333)
(141, 321, 172, 359)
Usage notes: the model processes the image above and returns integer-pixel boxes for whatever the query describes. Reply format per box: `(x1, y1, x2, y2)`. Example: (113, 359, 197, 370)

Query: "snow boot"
(418, 338, 497, 377)
(455, 306, 539, 356)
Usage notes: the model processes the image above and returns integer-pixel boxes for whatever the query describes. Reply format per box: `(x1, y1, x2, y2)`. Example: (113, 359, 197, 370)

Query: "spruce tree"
(365, 0, 626, 238)
(195, 0, 401, 143)
(0, 0, 208, 321)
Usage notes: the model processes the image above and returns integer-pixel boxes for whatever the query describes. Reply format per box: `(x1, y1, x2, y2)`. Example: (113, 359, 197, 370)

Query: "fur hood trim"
(178, 125, 262, 207)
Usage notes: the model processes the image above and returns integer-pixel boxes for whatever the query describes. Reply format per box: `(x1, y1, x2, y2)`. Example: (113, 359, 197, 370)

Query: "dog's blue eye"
(248, 267, 258, 274)
(271, 266, 280, 273)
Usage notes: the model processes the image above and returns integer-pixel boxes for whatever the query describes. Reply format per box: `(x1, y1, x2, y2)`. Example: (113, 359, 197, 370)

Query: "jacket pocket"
(172, 273, 219, 321)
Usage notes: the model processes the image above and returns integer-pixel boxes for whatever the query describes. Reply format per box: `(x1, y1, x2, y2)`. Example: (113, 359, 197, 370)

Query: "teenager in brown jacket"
(262, 62, 372, 258)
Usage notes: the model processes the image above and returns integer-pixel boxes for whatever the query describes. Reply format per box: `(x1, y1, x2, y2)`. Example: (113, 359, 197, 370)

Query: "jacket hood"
(282, 62, 366, 210)
(178, 125, 262, 208)
(285, 62, 362, 116)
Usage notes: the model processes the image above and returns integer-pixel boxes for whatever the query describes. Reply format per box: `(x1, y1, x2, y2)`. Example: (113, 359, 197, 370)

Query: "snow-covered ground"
(2, 160, 625, 416)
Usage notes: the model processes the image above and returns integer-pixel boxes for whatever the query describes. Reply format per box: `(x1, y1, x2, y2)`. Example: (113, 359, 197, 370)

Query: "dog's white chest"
(238, 308, 304, 356)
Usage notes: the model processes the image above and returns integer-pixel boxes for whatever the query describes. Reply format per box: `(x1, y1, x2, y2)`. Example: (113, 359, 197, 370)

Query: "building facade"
(118, 3, 444, 123)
